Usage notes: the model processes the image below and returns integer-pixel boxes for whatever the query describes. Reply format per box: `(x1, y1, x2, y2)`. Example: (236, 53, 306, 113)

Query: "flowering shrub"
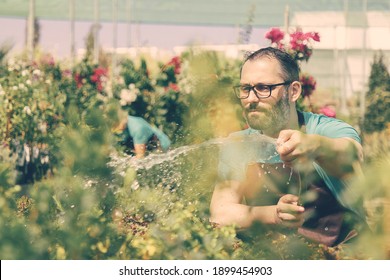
(0, 56, 68, 183)
(90, 67, 108, 92)
(265, 27, 320, 62)
(73, 60, 108, 94)
(265, 27, 320, 111)
(156, 55, 181, 90)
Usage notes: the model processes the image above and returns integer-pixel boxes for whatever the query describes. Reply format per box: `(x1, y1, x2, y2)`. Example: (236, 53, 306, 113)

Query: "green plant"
(363, 52, 390, 133)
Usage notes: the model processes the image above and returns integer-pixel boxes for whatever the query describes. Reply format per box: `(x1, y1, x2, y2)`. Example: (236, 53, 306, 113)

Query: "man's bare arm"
(210, 180, 304, 228)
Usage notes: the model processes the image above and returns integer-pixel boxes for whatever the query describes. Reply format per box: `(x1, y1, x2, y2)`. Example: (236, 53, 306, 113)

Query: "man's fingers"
(278, 212, 302, 221)
(276, 130, 294, 146)
(278, 203, 305, 214)
(279, 194, 300, 204)
(277, 142, 295, 156)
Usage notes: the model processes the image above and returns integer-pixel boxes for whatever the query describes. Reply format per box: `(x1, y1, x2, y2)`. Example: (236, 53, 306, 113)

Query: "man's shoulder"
(301, 111, 361, 142)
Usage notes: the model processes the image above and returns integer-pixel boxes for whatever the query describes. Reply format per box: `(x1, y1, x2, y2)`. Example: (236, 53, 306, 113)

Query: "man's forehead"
(241, 57, 282, 79)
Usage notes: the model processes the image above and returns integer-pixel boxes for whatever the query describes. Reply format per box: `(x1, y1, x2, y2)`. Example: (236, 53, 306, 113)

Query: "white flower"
(119, 99, 127, 106)
(12, 86, 18, 91)
(26, 79, 32, 85)
(38, 122, 47, 133)
(120, 88, 137, 105)
(21, 70, 29, 77)
(23, 106, 32, 115)
(33, 69, 41, 76)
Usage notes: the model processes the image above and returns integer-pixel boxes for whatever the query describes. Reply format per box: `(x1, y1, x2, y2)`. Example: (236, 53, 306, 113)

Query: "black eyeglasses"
(233, 81, 292, 99)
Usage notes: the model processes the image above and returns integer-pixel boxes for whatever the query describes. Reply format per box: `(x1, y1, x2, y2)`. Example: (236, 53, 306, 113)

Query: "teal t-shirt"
(126, 116, 171, 152)
(217, 111, 363, 216)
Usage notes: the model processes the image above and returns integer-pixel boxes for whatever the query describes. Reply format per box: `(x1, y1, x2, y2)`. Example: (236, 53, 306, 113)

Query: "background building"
(1, 0, 390, 116)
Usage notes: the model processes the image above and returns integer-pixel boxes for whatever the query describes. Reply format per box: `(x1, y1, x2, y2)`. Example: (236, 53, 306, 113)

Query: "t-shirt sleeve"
(308, 114, 361, 144)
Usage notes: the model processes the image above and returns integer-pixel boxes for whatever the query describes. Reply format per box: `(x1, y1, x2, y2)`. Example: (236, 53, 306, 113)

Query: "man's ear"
(289, 81, 302, 102)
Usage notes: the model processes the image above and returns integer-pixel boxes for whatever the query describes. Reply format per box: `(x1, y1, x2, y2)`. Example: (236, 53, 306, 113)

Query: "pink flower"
(40, 54, 55, 67)
(319, 106, 336, 118)
(265, 28, 285, 44)
(309, 32, 320, 42)
(165, 83, 180, 92)
(62, 69, 72, 79)
(265, 27, 320, 62)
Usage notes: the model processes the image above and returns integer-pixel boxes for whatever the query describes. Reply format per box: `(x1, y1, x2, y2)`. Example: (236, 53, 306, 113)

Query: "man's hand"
(276, 130, 319, 169)
(274, 194, 305, 228)
(276, 129, 363, 178)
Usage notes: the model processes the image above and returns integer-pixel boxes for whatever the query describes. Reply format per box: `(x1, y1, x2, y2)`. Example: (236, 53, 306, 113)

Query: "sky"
(0, 17, 268, 59)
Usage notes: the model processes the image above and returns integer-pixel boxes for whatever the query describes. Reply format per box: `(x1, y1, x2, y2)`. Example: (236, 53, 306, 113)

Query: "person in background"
(113, 111, 171, 158)
(210, 47, 368, 247)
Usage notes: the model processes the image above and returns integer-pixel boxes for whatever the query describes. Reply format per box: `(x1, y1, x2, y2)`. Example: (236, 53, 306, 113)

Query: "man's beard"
(244, 94, 290, 134)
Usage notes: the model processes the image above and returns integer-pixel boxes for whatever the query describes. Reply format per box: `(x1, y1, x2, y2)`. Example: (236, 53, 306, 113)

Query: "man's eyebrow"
(240, 82, 268, 86)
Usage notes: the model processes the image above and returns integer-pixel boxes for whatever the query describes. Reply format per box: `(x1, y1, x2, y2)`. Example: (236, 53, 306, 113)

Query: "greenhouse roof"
(1, 0, 390, 27)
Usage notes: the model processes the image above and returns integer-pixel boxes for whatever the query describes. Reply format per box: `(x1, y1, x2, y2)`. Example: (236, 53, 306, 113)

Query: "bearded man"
(210, 47, 368, 247)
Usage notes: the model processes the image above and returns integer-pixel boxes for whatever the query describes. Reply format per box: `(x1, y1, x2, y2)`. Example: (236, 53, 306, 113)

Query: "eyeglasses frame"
(233, 81, 292, 99)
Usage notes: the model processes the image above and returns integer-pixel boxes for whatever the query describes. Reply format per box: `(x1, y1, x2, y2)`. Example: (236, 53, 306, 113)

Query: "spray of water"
(108, 133, 280, 174)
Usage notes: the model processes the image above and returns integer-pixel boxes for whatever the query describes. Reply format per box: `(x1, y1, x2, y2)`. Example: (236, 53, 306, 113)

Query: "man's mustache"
(245, 103, 267, 112)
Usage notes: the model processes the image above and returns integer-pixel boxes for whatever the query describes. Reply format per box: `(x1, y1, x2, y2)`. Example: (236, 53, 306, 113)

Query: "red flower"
(265, 28, 285, 44)
(167, 56, 181, 75)
(74, 73, 83, 88)
(90, 67, 108, 92)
